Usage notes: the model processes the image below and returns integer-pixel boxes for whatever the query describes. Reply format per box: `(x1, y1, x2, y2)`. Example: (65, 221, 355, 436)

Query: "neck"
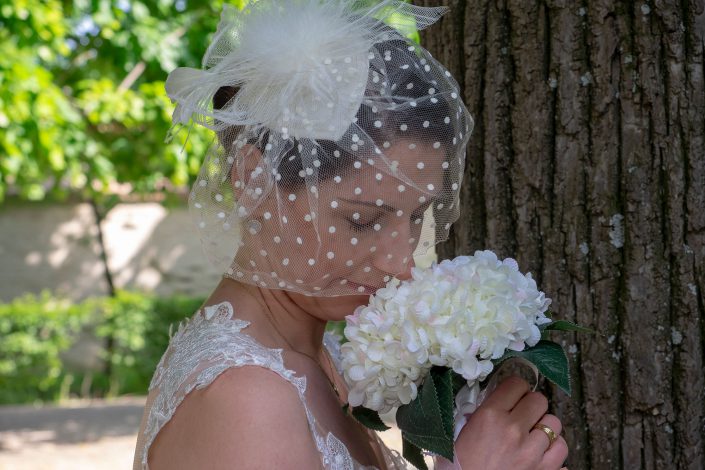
(207, 276, 329, 358)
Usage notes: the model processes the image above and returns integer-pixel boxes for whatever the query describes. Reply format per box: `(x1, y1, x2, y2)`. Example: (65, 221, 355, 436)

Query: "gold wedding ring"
(532, 423, 558, 447)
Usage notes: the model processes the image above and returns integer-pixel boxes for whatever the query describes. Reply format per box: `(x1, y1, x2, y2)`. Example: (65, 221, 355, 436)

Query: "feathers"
(164, 0, 448, 139)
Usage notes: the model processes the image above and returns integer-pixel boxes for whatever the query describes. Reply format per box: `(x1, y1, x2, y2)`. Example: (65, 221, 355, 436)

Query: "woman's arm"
(148, 366, 323, 470)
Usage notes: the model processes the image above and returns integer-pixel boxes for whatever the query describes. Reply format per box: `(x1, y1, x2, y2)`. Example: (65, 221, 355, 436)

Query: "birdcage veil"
(165, 0, 474, 296)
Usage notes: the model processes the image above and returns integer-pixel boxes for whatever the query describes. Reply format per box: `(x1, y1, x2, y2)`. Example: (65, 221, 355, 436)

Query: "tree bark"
(420, 1, 705, 469)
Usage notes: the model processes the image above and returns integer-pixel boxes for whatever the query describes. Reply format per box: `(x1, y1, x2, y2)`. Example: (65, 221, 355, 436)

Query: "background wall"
(0, 201, 222, 302)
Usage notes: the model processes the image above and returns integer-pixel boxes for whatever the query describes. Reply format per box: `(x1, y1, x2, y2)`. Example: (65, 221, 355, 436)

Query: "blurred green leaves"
(0, 0, 221, 202)
(0, 0, 419, 203)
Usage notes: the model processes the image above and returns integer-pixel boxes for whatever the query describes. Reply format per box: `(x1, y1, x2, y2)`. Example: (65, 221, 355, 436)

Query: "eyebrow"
(339, 197, 397, 213)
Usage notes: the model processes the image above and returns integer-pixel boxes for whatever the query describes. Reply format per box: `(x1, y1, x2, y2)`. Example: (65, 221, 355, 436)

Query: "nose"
(370, 217, 415, 279)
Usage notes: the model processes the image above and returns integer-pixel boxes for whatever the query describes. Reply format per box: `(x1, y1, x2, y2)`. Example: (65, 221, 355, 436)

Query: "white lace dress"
(132, 301, 413, 470)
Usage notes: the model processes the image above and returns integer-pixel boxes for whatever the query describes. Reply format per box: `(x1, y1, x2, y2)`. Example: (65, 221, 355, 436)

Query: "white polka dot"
(376, 199, 384, 206)
(334, 175, 342, 183)
(442, 162, 450, 169)
(259, 249, 267, 256)
(357, 286, 365, 293)
(419, 196, 426, 203)
(282, 216, 288, 224)
(383, 141, 391, 148)
(288, 194, 296, 201)
(331, 200, 339, 208)
(383, 275, 391, 282)
(351, 238, 358, 245)
(296, 279, 303, 284)
(279, 281, 286, 287)
(423, 121, 430, 128)
(417, 162, 425, 169)
(354, 187, 362, 195)
(409, 143, 416, 149)
(437, 203, 444, 209)
(451, 92, 458, 99)
(352, 134, 360, 142)
(215, 194, 223, 202)
(351, 144, 359, 151)
(282, 258, 290, 266)
(340, 279, 348, 285)
(452, 183, 458, 190)
(313, 159, 321, 167)
(297, 237, 303, 244)
(274, 236, 281, 243)
(409, 238, 416, 244)
(396, 210, 404, 216)
(199, 179, 207, 187)
(217, 211, 225, 219)
(194, 202, 202, 209)
(308, 259, 315, 266)
(329, 226, 336, 233)
(415, 218, 422, 225)
(364, 266, 372, 273)
(400, 124, 408, 131)
(369, 246, 377, 252)
(427, 184, 435, 191)
(334, 150, 341, 158)
(433, 142, 441, 149)
(376, 173, 383, 181)
(398, 185, 405, 192)
(304, 214, 312, 222)
(327, 252, 335, 259)
(374, 120, 382, 128)
(353, 213, 360, 220)
(346, 260, 353, 267)
(198, 221, 206, 228)
(444, 116, 451, 124)
(374, 224, 381, 231)
(354, 161, 362, 169)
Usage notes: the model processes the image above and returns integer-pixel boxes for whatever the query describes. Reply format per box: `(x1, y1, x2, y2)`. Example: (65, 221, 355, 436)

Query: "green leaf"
(540, 320, 595, 334)
(402, 437, 428, 470)
(397, 371, 454, 460)
(493, 340, 572, 396)
(351, 406, 390, 431)
(431, 367, 454, 440)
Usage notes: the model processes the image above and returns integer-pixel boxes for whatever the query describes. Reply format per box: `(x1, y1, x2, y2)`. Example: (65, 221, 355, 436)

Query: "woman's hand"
(455, 376, 569, 470)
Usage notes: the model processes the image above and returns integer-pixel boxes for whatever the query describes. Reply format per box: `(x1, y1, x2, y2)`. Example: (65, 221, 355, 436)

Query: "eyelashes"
(345, 205, 431, 233)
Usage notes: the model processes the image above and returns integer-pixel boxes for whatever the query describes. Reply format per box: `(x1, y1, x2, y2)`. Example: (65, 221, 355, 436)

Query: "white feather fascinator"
(165, 0, 448, 140)
(167, 0, 475, 296)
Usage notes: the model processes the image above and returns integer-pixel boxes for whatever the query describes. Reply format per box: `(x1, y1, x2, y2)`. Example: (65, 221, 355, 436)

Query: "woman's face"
(234, 138, 445, 312)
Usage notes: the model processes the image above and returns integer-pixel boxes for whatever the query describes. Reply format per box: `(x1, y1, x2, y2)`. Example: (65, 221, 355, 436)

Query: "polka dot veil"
(166, 0, 474, 296)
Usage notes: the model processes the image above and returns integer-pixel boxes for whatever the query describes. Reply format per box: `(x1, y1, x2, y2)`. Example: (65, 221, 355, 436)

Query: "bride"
(133, 1, 569, 469)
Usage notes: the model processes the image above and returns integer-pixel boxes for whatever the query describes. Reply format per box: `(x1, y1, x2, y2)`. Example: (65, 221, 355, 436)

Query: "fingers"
(526, 414, 562, 452)
(481, 376, 531, 411)
(538, 435, 568, 470)
(510, 391, 549, 432)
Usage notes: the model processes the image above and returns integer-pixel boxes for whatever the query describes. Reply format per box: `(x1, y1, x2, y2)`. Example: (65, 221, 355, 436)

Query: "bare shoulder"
(148, 365, 322, 470)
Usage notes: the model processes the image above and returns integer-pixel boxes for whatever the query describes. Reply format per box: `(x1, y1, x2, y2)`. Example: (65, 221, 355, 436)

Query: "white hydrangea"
(341, 250, 552, 413)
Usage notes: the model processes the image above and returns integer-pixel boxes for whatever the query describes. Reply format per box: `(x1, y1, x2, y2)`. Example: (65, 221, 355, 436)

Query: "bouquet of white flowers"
(340, 250, 590, 469)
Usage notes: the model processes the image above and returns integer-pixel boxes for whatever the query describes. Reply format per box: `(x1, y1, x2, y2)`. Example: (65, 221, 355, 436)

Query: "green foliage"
(0, 290, 205, 404)
(0, 292, 90, 404)
(493, 340, 572, 396)
(397, 366, 455, 465)
(0, 0, 420, 202)
(0, 0, 222, 202)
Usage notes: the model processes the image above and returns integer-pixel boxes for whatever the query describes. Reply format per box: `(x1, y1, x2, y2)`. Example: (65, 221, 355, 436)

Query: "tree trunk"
(420, 1, 705, 469)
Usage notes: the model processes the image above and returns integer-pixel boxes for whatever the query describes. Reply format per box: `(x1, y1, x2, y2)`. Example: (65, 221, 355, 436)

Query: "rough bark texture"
(420, 1, 705, 469)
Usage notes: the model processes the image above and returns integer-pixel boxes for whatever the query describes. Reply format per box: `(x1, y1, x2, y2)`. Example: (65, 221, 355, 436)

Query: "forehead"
(324, 139, 446, 204)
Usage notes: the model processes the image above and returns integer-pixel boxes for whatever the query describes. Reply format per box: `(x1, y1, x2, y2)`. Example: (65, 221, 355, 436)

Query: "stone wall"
(0, 201, 222, 302)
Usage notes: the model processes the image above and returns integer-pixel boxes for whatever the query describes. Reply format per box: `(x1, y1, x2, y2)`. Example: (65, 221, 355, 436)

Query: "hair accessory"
(166, 0, 475, 296)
